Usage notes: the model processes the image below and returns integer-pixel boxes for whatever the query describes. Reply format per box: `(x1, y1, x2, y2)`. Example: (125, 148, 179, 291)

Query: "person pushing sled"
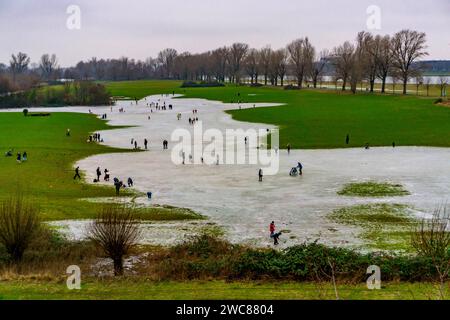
(289, 162, 303, 177)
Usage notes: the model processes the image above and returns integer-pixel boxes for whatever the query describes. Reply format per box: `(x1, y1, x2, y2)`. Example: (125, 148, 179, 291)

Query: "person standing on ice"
(297, 162, 303, 175)
(269, 221, 281, 245)
(96, 167, 101, 181)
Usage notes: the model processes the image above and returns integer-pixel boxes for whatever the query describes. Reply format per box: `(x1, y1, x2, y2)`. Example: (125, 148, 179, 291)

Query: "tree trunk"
(403, 77, 408, 95)
(381, 78, 386, 93)
(113, 257, 124, 276)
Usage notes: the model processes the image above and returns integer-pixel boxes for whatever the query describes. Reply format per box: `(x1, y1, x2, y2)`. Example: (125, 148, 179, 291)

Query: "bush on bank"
(150, 235, 442, 283)
(180, 81, 225, 88)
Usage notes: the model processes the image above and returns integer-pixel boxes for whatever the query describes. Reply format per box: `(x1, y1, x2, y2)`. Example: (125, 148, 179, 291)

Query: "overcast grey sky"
(0, 0, 448, 66)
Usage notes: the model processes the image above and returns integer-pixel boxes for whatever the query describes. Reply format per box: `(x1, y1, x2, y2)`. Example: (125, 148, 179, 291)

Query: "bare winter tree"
(331, 41, 355, 91)
(425, 77, 432, 97)
(88, 204, 142, 276)
(244, 49, 260, 84)
(268, 50, 281, 86)
(287, 37, 314, 88)
(9, 52, 30, 82)
(357, 32, 378, 92)
(310, 50, 329, 88)
(229, 43, 249, 83)
(157, 48, 178, 79)
(391, 30, 428, 95)
(275, 49, 288, 86)
(259, 46, 272, 85)
(211, 47, 229, 82)
(374, 35, 393, 93)
(438, 76, 448, 97)
(39, 54, 58, 80)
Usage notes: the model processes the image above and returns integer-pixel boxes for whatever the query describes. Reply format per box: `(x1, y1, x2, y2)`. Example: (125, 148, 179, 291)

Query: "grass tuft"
(337, 182, 410, 197)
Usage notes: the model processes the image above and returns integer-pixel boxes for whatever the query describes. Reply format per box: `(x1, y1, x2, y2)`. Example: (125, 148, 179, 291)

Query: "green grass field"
(105, 80, 450, 149)
(0, 279, 448, 300)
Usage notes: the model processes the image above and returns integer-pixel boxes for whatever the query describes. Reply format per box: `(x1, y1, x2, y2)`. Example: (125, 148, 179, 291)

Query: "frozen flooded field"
(7, 95, 450, 248)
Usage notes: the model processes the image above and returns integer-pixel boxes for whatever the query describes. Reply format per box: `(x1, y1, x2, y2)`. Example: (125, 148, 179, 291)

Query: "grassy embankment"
(1, 279, 448, 300)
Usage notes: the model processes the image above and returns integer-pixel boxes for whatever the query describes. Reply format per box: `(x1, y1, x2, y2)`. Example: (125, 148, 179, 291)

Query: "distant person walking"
(96, 167, 101, 181)
(346, 134, 350, 145)
(73, 166, 81, 179)
(269, 221, 281, 245)
(144, 138, 148, 150)
(258, 168, 263, 182)
(287, 143, 291, 155)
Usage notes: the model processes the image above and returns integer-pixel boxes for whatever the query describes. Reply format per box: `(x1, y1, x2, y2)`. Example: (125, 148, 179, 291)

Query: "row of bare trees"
(0, 53, 59, 94)
(331, 30, 428, 94)
(0, 29, 430, 95)
(159, 29, 428, 95)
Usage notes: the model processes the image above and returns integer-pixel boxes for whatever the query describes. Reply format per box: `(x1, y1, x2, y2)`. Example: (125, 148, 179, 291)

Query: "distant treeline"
(1, 29, 448, 98)
(0, 81, 111, 108)
(420, 60, 450, 75)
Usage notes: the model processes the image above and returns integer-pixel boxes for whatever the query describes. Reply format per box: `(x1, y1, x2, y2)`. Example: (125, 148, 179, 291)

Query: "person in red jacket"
(269, 221, 281, 245)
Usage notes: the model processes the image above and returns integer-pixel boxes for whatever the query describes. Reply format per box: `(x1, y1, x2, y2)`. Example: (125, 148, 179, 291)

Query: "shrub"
(284, 84, 300, 90)
(22, 109, 28, 116)
(88, 204, 141, 276)
(0, 196, 41, 263)
(411, 206, 450, 298)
